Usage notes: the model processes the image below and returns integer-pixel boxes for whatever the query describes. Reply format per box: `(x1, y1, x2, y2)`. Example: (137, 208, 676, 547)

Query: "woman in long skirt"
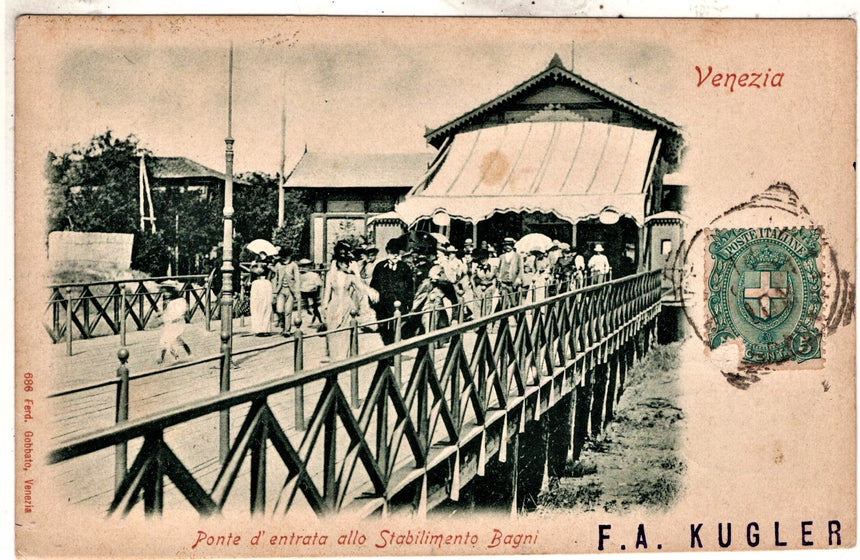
(249, 258, 273, 336)
(321, 244, 377, 360)
(471, 251, 497, 317)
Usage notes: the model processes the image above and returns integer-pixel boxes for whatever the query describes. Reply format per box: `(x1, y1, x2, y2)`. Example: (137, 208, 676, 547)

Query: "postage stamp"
(707, 227, 823, 364)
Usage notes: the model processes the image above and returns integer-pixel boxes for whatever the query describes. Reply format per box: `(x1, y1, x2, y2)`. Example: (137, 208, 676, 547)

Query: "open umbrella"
(408, 231, 438, 255)
(515, 233, 553, 253)
(247, 239, 278, 256)
(429, 232, 449, 246)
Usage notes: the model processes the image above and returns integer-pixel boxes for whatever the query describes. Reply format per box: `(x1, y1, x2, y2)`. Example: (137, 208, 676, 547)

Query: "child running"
(157, 281, 192, 364)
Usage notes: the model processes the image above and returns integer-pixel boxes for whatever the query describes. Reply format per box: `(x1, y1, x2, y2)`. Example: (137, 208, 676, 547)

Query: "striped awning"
(395, 121, 658, 226)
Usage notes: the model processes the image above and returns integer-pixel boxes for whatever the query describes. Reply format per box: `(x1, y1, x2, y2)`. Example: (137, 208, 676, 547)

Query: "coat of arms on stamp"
(707, 227, 822, 364)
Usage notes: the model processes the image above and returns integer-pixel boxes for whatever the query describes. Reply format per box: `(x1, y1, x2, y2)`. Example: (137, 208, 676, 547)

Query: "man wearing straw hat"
(588, 243, 612, 282)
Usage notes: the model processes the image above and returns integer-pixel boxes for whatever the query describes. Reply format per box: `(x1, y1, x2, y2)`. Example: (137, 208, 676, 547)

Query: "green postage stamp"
(707, 227, 823, 364)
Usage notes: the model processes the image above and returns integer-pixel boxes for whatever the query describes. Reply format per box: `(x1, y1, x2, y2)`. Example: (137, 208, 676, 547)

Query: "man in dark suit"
(370, 235, 415, 345)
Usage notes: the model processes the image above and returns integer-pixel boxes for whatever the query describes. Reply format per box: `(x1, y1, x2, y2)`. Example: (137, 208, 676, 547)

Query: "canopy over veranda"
(394, 121, 659, 228)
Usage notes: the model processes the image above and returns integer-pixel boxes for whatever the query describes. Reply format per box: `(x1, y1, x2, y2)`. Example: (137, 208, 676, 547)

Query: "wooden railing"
(46, 270, 661, 518)
(44, 274, 217, 346)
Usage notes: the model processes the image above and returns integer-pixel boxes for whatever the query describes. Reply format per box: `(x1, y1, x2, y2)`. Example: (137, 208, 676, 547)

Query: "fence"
(44, 274, 215, 345)
(43, 267, 602, 354)
(46, 270, 661, 517)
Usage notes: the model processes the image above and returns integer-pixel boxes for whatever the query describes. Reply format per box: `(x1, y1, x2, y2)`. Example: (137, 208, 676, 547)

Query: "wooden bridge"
(46, 270, 662, 518)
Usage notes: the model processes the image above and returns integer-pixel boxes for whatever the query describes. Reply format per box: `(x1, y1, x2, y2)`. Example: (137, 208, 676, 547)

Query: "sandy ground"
(537, 342, 685, 513)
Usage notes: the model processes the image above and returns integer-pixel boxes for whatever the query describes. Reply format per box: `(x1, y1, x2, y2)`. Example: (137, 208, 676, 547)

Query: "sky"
(29, 18, 689, 177)
(15, 15, 856, 240)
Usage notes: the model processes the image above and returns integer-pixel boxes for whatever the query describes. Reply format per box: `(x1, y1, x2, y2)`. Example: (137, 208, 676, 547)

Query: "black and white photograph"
(13, 14, 856, 557)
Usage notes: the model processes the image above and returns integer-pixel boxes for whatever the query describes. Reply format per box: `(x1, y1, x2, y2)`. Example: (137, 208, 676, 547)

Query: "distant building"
(283, 151, 435, 264)
(146, 156, 232, 201)
(141, 156, 249, 275)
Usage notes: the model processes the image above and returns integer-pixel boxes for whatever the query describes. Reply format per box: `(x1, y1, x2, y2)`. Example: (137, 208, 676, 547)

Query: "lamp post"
(219, 44, 235, 464)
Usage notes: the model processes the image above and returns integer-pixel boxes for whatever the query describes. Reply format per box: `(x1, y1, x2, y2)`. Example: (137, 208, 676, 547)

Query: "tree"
(271, 189, 311, 258)
(236, 171, 311, 259)
(46, 131, 311, 276)
(234, 172, 280, 243)
(47, 130, 146, 234)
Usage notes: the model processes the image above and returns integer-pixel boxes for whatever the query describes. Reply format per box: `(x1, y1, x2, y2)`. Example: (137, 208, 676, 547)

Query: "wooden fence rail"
(47, 270, 661, 518)
(44, 274, 216, 344)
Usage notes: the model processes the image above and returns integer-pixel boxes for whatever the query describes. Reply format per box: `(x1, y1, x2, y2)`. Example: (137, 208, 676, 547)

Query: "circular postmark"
(666, 183, 853, 385)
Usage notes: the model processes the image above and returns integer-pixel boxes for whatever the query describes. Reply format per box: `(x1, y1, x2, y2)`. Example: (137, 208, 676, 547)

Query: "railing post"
(428, 298, 439, 352)
(204, 273, 212, 332)
(349, 309, 360, 408)
(393, 301, 403, 387)
(114, 347, 129, 494)
(294, 314, 306, 431)
(120, 285, 127, 347)
(250, 408, 267, 515)
(138, 282, 145, 332)
(65, 287, 73, 356)
(219, 329, 231, 464)
(323, 383, 338, 514)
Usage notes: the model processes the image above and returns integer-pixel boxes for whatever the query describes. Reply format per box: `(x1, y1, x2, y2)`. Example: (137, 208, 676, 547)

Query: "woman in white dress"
(249, 253, 274, 336)
(322, 242, 377, 360)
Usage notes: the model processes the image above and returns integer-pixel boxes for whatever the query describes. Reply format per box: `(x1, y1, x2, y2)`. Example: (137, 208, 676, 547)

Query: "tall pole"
(219, 43, 235, 463)
(278, 59, 286, 228)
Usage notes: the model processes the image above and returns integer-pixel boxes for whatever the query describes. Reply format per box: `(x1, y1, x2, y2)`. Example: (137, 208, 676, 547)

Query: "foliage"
(46, 131, 312, 276)
(234, 172, 280, 244)
(131, 230, 171, 276)
(269, 182, 311, 258)
(150, 185, 222, 274)
(47, 130, 146, 234)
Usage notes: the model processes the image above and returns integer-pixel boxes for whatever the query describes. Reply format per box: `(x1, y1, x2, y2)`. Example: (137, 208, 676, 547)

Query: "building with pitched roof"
(396, 53, 685, 274)
(284, 151, 435, 264)
(284, 53, 684, 273)
(146, 156, 230, 200)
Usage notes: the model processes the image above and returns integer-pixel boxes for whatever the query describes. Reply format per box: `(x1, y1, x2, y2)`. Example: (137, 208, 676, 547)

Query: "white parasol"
(429, 232, 450, 246)
(515, 233, 553, 253)
(247, 239, 278, 256)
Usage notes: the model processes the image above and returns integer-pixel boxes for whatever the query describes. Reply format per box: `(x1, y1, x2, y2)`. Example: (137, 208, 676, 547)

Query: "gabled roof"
(425, 54, 681, 147)
(148, 156, 226, 181)
(283, 152, 436, 189)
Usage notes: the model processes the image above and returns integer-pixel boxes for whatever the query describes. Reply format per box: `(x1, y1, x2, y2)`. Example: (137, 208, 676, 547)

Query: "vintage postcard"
(14, 16, 856, 557)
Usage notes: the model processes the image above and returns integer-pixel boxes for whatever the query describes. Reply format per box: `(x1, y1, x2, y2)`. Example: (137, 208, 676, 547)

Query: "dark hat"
(409, 231, 437, 256)
(366, 246, 379, 254)
(386, 235, 409, 254)
(333, 240, 354, 262)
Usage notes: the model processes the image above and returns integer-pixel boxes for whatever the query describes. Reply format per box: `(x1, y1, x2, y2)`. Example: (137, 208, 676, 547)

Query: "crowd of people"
(152, 234, 616, 364)
(188, 235, 615, 357)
